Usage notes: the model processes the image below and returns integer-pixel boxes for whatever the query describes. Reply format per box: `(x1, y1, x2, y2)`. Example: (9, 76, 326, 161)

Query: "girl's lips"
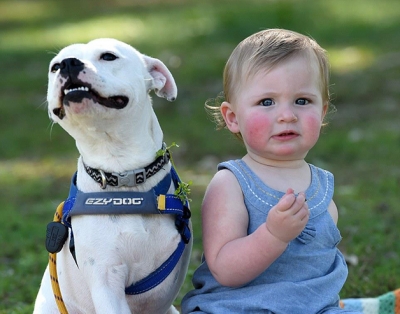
(273, 130, 299, 141)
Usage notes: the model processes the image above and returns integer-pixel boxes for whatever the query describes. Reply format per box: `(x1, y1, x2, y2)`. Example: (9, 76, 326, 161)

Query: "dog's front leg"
(72, 217, 132, 314)
(85, 263, 131, 314)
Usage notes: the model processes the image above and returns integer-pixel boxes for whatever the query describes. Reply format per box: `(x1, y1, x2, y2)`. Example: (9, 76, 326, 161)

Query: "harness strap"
(125, 239, 186, 295)
(62, 172, 172, 222)
(125, 181, 191, 294)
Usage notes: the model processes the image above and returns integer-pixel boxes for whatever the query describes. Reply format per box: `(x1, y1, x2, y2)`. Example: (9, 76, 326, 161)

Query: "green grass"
(1, 0, 400, 312)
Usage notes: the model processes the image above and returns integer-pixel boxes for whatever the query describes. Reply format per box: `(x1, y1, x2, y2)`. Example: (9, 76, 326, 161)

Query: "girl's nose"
(278, 105, 298, 123)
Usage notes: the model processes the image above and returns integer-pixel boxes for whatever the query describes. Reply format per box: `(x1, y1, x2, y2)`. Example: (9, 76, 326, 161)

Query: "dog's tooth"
(63, 86, 89, 95)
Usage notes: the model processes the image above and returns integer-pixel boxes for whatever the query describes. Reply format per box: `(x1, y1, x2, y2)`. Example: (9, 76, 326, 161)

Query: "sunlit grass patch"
(0, 16, 145, 52)
(0, 0, 58, 23)
(0, 158, 76, 182)
(329, 46, 375, 73)
(321, 0, 400, 25)
(0, 7, 217, 52)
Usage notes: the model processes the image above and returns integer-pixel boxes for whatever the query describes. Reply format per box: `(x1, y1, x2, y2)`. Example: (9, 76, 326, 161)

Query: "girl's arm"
(202, 169, 309, 287)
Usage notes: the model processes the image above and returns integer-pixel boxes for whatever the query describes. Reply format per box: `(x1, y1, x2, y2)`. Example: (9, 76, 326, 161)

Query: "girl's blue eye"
(260, 99, 274, 107)
(295, 98, 309, 105)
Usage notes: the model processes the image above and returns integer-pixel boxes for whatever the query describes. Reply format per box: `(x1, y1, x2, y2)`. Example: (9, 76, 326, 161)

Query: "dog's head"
(47, 38, 177, 132)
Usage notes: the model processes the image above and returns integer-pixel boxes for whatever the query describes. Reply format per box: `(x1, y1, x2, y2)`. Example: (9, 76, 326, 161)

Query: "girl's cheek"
(304, 114, 323, 141)
(242, 113, 272, 147)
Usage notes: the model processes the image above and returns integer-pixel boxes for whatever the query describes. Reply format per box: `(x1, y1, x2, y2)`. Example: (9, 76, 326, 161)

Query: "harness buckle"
(115, 168, 146, 187)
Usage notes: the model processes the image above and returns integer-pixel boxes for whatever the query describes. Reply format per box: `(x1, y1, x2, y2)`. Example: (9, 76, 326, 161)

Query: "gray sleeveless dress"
(182, 160, 360, 314)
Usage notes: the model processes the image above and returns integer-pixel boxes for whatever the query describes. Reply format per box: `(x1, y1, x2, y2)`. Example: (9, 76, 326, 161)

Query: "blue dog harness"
(57, 166, 191, 295)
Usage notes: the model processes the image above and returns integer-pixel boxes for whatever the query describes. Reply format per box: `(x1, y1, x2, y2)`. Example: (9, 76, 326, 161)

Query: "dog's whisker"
(47, 121, 56, 139)
(46, 49, 62, 57)
(38, 98, 48, 110)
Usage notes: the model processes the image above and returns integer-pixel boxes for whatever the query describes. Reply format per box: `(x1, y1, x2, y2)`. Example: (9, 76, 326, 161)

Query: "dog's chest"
(72, 214, 179, 262)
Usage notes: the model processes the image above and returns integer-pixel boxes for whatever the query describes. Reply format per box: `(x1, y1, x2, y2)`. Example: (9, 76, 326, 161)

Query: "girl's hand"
(266, 188, 309, 243)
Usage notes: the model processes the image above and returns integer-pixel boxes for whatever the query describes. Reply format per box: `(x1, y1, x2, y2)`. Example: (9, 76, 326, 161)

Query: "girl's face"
(221, 54, 327, 163)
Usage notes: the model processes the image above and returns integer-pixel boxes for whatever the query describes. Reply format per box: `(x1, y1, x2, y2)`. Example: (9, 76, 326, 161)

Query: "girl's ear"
(322, 101, 329, 121)
(221, 101, 240, 134)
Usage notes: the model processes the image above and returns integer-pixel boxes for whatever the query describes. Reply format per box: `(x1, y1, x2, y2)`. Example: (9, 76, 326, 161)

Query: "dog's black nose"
(60, 58, 84, 78)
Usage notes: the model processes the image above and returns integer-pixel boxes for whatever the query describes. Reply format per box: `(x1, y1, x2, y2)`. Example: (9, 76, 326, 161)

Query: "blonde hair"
(206, 29, 331, 140)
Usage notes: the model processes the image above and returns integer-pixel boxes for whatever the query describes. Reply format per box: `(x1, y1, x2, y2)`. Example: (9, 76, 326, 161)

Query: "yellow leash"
(49, 202, 69, 314)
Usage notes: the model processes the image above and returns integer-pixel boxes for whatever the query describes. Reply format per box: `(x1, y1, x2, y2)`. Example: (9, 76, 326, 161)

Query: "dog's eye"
(51, 63, 61, 73)
(100, 53, 118, 61)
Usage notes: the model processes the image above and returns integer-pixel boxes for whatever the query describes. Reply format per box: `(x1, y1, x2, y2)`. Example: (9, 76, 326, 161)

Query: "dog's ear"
(143, 56, 177, 101)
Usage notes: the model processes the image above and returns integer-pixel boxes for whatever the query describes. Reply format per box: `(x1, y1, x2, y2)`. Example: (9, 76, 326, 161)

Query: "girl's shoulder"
(206, 162, 243, 197)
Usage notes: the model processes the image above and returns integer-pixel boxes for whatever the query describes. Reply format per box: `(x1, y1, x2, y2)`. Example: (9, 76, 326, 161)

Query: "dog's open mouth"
(53, 82, 129, 119)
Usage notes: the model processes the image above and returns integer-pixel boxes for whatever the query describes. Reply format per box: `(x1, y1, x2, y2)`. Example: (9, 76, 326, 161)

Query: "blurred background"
(1, 0, 400, 312)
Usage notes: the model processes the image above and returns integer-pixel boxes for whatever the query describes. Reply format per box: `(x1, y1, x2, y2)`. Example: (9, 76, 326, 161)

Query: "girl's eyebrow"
(297, 92, 318, 97)
(254, 91, 319, 98)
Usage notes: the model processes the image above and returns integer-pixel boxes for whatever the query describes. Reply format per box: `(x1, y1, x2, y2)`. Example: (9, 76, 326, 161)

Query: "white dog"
(34, 38, 192, 314)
